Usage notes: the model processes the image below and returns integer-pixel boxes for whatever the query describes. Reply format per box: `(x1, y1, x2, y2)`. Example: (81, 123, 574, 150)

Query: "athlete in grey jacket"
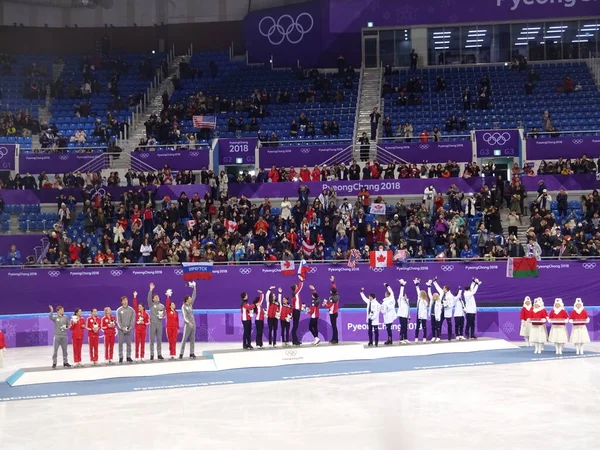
(49, 305, 72, 369)
(179, 281, 197, 359)
(147, 283, 166, 360)
(116, 296, 135, 363)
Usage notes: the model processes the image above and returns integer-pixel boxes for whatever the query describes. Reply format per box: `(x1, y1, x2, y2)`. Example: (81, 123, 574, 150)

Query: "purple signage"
(2, 308, 599, 348)
(134, 150, 209, 171)
(218, 138, 258, 165)
(380, 140, 472, 163)
(526, 136, 600, 161)
(0, 144, 16, 170)
(259, 143, 351, 168)
(475, 130, 521, 158)
(328, 0, 600, 33)
(244, 1, 323, 67)
(19, 152, 108, 174)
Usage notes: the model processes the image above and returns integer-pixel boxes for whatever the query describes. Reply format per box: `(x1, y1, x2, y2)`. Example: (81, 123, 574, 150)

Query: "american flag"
(192, 115, 217, 129)
(347, 249, 361, 268)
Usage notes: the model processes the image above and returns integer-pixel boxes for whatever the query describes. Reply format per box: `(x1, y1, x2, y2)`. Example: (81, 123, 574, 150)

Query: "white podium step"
(7, 358, 216, 386)
(203, 343, 366, 370)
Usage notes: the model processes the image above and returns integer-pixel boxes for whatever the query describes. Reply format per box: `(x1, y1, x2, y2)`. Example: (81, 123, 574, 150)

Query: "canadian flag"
(225, 219, 238, 233)
(369, 250, 393, 268)
(280, 260, 296, 276)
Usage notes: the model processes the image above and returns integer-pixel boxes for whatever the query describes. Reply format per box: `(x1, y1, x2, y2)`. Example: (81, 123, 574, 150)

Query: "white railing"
(352, 67, 365, 147)
(374, 145, 409, 165)
(320, 145, 354, 167)
(130, 154, 158, 173)
(586, 55, 600, 89)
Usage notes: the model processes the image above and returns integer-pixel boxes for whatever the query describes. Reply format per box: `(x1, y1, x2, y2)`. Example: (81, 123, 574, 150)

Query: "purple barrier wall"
(0, 144, 16, 170)
(526, 136, 600, 161)
(135, 150, 210, 171)
(1, 308, 598, 348)
(219, 138, 258, 165)
(0, 261, 599, 316)
(475, 130, 520, 158)
(19, 152, 108, 174)
(380, 141, 472, 163)
(259, 143, 350, 168)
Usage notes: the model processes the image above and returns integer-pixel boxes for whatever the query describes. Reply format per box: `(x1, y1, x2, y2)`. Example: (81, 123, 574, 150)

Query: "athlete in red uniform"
(165, 289, 179, 359)
(0, 329, 6, 368)
(69, 308, 86, 366)
(133, 292, 150, 361)
(86, 309, 101, 364)
(101, 307, 117, 363)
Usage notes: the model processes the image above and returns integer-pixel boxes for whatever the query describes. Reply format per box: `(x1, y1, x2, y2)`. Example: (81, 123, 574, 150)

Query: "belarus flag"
(225, 219, 238, 233)
(369, 250, 393, 268)
(280, 260, 296, 276)
(182, 262, 213, 280)
(298, 259, 311, 277)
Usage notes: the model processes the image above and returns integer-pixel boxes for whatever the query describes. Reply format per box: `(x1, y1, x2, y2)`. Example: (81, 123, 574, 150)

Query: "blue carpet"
(0, 346, 598, 403)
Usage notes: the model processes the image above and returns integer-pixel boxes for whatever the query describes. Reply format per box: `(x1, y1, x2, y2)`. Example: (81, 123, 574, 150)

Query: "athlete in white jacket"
(396, 279, 410, 344)
(463, 278, 481, 339)
(413, 279, 429, 343)
(453, 288, 466, 340)
(381, 283, 397, 345)
(433, 279, 456, 341)
(361, 288, 380, 347)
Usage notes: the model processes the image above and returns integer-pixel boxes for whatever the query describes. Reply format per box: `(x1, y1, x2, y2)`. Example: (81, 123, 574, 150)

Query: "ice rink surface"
(1, 342, 600, 450)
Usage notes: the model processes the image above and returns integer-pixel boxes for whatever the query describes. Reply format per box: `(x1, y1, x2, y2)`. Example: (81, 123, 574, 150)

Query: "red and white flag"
(302, 240, 315, 256)
(297, 259, 311, 277)
(193, 115, 217, 129)
(224, 219, 238, 233)
(280, 260, 296, 276)
(369, 250, 393, 268)
(186, 219, 196, 229)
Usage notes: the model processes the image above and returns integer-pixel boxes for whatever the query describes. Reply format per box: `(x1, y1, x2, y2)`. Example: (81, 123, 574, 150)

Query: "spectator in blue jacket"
(7, 245, 21, 265)
(336, 230, 349, 254)
(460, 244, 474, 259)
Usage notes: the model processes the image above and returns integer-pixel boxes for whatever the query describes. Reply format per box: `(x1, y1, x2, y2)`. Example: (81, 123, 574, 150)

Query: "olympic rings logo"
(190, 152, 199, 157)
(419, 144, 429, 150)
(258, 13, 314, 46)
(239, 268, 252, 275)
(139, 152, 150, 159)
(582, 263, 596, 270)
(222, 156, 233, 163)
(59, 155, 70, 160)
(483, 132, 511, 146)
(110, 270, 123, 277)
(174, 269, 184, 276)
(48, 270, 61, 277)
(308, 266, 318, 274)
(285, 350, 297, 356)
(440, 265, 454, 272)
(371, 267, 384, 273)
(0, 146, 8, 159)
(300, 148, 311, 154)
(88, 188, 107, 198)
(572, 139, 584, 145)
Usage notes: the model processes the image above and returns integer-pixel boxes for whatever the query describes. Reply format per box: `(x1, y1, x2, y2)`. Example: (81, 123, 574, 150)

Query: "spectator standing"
(410, 49, 419, 70)
(7, 244, 21, 265)
(369, 107, 381, 140)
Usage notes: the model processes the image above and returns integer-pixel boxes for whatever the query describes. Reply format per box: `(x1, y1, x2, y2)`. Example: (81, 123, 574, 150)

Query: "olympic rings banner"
(218, 138, 259, 165)
(526, 136, 600, 161)
(1, 261, 600, 317)
(244, 1, 323, 67)
(134, 149, 210, 171)
(475, 130, 521, 158)
(380, 140, 472, 163)
(19, 152, 108, 174)
(0, 144, 16, 171)
(2, 307, 599, 348)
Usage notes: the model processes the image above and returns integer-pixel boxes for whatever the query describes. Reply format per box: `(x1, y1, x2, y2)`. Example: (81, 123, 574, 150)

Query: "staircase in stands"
(354, 67, 382, 161)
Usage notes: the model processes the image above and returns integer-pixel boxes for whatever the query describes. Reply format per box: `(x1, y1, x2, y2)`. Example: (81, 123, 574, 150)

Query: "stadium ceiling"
(0, 0, 114, 7)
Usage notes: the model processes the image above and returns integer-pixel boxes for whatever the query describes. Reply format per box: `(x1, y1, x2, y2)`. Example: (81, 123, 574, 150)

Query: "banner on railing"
(258, 143, 351, 168)
(379, 140, 472, 163)
(475, 130, 520, 158)
(0, 144, 16, 170)
(218, 138, 258, 165)
(0, 260, 599, 315)
(526, 136, 600, 161)
(135, 149, 210, 171)
(19, 152, 107, 174)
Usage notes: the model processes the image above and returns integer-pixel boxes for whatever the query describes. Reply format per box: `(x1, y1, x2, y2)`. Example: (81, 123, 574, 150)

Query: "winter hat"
(533, 297, 543, 309)
(574, 298, 584, 310)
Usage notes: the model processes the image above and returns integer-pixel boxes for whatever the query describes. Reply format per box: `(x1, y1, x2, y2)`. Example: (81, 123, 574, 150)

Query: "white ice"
(1, 342, 600, 450)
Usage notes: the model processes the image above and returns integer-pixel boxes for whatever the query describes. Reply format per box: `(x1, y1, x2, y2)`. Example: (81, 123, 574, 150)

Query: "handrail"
(379, 134, 472, 143)
(129, 153, 158, 173)
(525, 129, 600, 137)
(374, 144, 409, 165)
(352, 66, 365, 146)
(319, 145, 354, 167)
(5, 256, 600, 270)
(73, 153, 109, 174)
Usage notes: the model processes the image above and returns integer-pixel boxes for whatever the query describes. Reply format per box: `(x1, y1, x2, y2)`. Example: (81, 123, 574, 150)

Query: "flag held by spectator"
(370, 203, 387, 215)
(298, 259, 311, 277)
(302, 240, 315, 256)
(348, 249, 361, 268)
(193, 115, 217, 129)
(280, 260, 296, 276)
(225, 219, 238, 233)
(506, 257, 538, 278)
(369, 250, 392, 268)
(182, 262, 213, 280)
(186, 219, 196, 229)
